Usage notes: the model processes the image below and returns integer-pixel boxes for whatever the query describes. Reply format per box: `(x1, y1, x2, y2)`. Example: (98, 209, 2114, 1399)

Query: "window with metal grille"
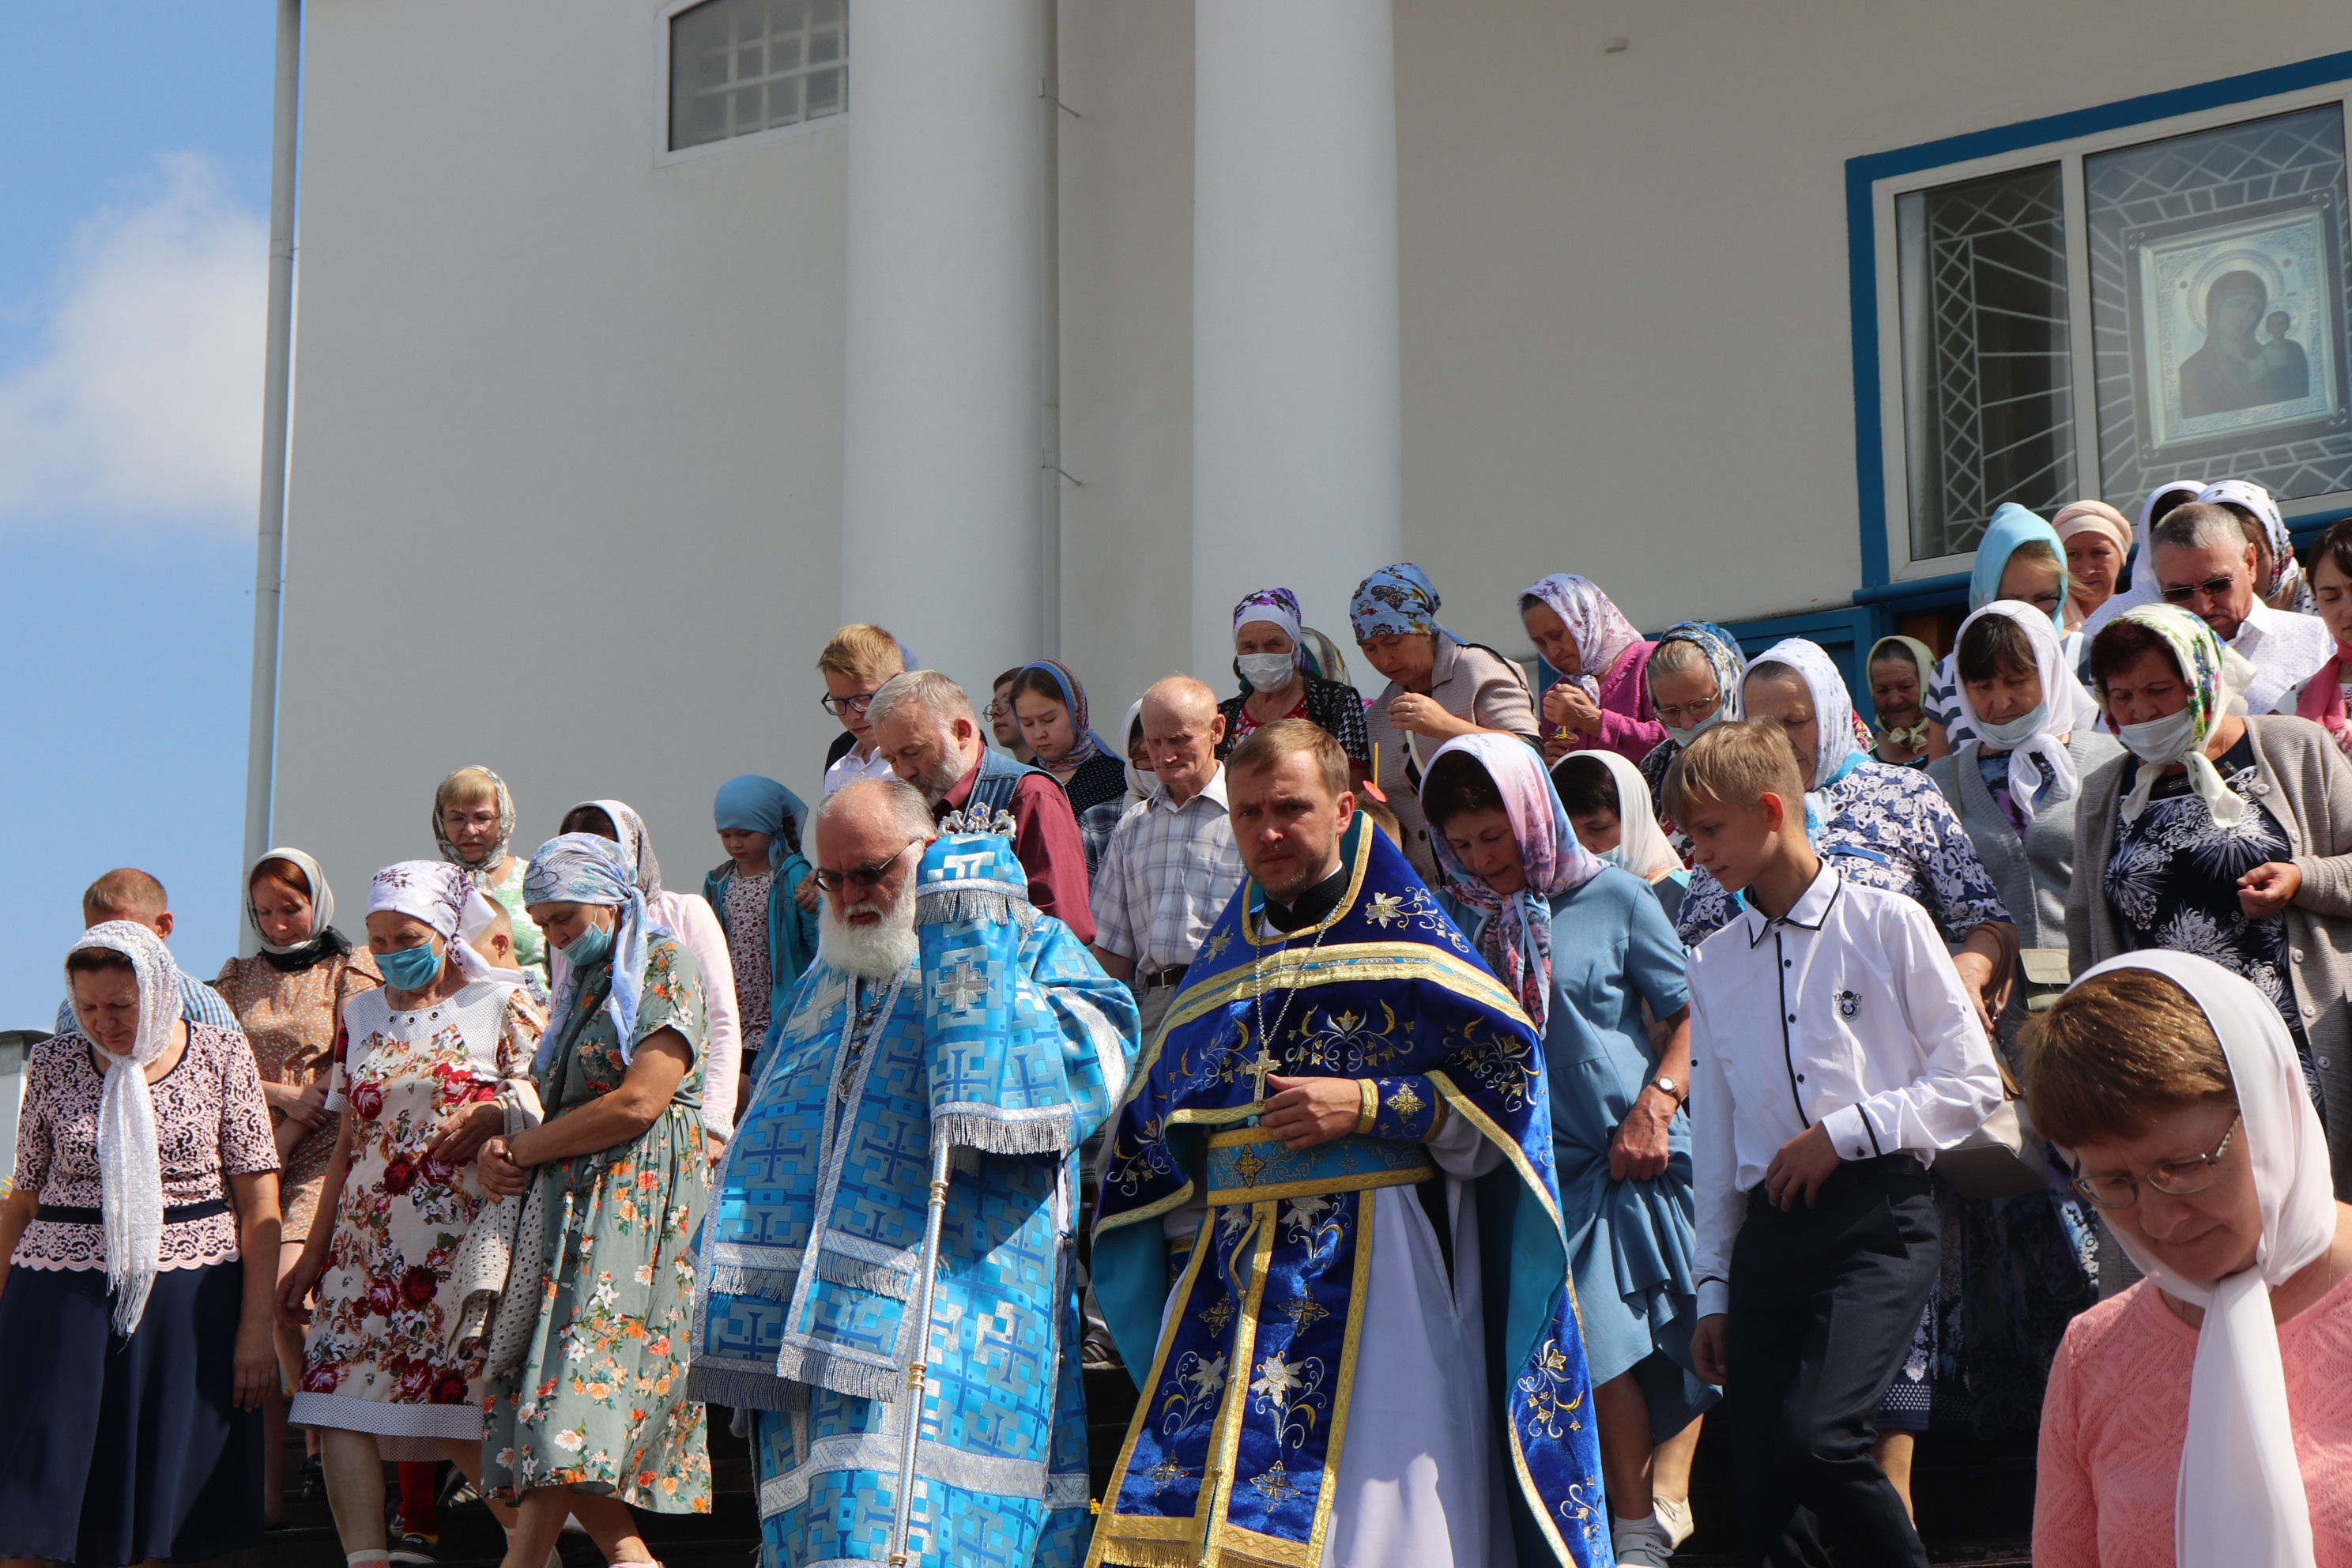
(1896, 164, 2077, 564)
(669, 0, 846, 153)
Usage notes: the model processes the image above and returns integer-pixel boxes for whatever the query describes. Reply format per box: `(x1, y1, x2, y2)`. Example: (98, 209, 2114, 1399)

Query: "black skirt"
(0, 1258, 265, 1565)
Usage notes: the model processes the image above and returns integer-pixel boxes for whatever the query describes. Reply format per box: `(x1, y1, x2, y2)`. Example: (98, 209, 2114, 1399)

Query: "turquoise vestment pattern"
(687, 834, 1137, 1568)
(1088, 815, 1611, 1567)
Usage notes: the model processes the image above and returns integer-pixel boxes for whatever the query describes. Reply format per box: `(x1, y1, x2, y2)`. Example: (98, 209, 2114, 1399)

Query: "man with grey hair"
(2150, 499, 2332, 714)
(867, 669, 1095, 941)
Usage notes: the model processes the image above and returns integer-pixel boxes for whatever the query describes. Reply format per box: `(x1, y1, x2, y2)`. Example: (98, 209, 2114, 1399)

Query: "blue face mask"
(1974, 702, 2049, 750)
(561, 921, 615, 969)
(376, 940, 443, 992)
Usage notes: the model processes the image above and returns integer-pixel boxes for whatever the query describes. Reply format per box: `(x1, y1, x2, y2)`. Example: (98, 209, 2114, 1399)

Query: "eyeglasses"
(2162, 574, 2241, 605)
(2020, 590, 2064, 613)
(986, 699, 1014, 719)
(1652, 690, 1721, 726)
(810, 839, 922, 892)
(2069, 1113, 2241, 1208)
(820, 690, 880, 718)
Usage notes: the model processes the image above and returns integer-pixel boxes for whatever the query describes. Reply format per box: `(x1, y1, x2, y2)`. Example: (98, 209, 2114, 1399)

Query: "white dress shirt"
(1686, 861, 2001, 1317)
(824, 744, 900, 795)
(2231, 601, 2335, 716)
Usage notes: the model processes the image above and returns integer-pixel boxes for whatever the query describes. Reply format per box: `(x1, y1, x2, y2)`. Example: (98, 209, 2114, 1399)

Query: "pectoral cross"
(1244, 1042, 1283, 1121)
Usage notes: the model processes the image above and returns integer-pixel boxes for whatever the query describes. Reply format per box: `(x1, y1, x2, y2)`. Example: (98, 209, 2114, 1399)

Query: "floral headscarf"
(1350, 563, 1462, 644)
(1645, 621, 1747, 738)
(367, 860, 512, 989)
(1231, 587, 1304, 655)
(566, 798, 662, 897)
(1864, 635, 1938, 751)
(524, 833, 671, 1071)
(1521, 574, 1642, 692)
(2098, 604, 2252, 827)
(1013, 660, 1111, 769)
(432, 766, 517, 876)
(1421, 733, 1604, 1034)
(66, 920, 182, 1335)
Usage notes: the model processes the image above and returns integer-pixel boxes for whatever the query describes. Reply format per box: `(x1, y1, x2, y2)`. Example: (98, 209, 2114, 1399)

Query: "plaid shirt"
(1088, 767, 1245, 974)
(55, 972, 242, 1037)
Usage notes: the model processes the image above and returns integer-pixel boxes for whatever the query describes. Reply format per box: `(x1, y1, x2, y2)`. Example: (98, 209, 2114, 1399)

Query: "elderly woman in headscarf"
(281, 861, 538, 1566)
(1419, 735, 1712, 1565)
(1521, 574, 1668, 767)
(1924, 504, 2078, 754)
(2201, 478, 2316, 616)
(556, 798, 741, 1144)
(211, 848, 383, 1512)
(1352, 562, 1542, 881)
(0, 923, 281, 1564)
(1865, 634, 1939, 767)
(2026, 953, 2352, 1565)
(2079, 481, 2208, 643)
(434, 765, 547, 985)
(1007, 658, 1132, 877)
(1217, 586, 1372, 775)
(2051, 499, 2135, 629)
(703, 775, 818, 1093)
(1635, 620, 1747, 834)
(478, 834, 712, 1559)
(2071, 603, 2352, 1199)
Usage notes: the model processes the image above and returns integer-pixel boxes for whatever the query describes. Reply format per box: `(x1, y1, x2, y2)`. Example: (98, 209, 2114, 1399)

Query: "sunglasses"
(2161, 574, 2240, 605)
(810, 839, 922, 892)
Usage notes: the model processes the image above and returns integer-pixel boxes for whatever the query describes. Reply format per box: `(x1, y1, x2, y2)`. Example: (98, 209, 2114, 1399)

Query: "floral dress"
(213, 947, 382, 1241)
(481, 935, 712, 1511)
(288, 980, 542, 1446)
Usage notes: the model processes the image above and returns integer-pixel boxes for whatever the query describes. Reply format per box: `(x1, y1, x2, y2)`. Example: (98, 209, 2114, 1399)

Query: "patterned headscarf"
(1969, 503, 2071, 633)
(1864, 635, 1938, 751)
(2050, 500, 2134, 631)
(2199, 480, 2304, 606)
(1520, 574, 1642, 692)
(2098, 604, 2253, 827)
(1746, 638, 1867, 796)
(367, 860, 513, 989)
(1012, 660, 1111, 769)
(1645, 621, 1748, 733)
(566, 798, 662, 897)
(525, 833, 669, 1071)
(432, 766, 517, 876)
(1421, 733, 1604, 1034)
(1231, 587, 1305, 655)
(1947, 601, 2101, 824)
(1350, 563, 1463, 644)
(713, 775, 807, 869)
(1296, 626, 1353, 686)
(66, 920, 183, 1335)
(247, 846, 343, 964)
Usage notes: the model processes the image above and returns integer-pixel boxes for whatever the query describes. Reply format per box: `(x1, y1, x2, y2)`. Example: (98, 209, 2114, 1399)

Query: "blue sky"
(0, 6, 276, 1020)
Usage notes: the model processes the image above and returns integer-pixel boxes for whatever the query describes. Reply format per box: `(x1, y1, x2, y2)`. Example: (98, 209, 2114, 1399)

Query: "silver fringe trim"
(707, 1262, 798, 1303)
(934, 1106, 1075, 1156)
(772, 1340, 908, 1404)
(812, 1250, 912, 1299)
(913, 886, 1036, 931)
(682, 1360, 798, 1412)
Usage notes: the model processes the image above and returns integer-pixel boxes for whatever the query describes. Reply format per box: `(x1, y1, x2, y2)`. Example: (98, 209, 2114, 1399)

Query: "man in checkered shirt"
(1088, 677, 1246, 1050)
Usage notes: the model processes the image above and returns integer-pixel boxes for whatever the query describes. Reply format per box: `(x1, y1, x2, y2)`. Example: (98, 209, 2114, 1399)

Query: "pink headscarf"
(2050, 500, 2134, 631)
(1521, 574, 1642, 694)
(1420, 733, 1603, 1033)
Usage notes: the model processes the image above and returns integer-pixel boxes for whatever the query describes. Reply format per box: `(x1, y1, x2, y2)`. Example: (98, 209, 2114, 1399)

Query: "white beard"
(817, 889, 919, 979)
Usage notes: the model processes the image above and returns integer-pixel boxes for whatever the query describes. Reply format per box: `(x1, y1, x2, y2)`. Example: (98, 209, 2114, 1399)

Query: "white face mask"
(1974, 703, 2049, 750)
(2117, 704, 2199, 765)
(1661, 710, 1724, 750)
(1236, 652, 1298, 694)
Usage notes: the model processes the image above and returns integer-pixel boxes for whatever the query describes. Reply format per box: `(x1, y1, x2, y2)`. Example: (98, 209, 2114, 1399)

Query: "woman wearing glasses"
(435, 766, 548, 986)
(2025, 952, 2352, 1566)
(1633, 620, 1746, 850)
(2070, 604, 2352, 1215)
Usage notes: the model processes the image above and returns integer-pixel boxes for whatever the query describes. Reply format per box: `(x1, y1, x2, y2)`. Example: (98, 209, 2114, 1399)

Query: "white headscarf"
(1948, 601, 2101, 824)
(1119, 698, 1153, 805)
(1575, 748, 1679, 880)
(66, 920, 183, 1335)
(2079, 481, 2208, 641)
(1747, 637, 1864, 793)
(2199, 480, 2306, 609)
(366, 860, 515, 989)
(2064, 952, 2335, 1567)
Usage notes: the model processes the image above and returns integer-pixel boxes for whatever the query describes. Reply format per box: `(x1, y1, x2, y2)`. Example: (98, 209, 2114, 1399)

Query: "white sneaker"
(1654, 1492, 1695, 1547)
(1611, 1514, 1675, 1567)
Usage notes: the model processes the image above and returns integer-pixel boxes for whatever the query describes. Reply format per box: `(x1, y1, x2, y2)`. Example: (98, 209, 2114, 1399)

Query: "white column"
(1192, 0, 1403, 679)
(840, 0, 1044, 697)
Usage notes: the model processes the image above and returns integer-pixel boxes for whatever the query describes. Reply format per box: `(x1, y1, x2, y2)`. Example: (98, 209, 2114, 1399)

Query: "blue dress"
(1447, 865, 1717, 1438)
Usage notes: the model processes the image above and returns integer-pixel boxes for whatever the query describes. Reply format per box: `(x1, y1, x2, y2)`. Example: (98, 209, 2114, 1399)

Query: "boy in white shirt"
(1670, 720, 2002, 1567)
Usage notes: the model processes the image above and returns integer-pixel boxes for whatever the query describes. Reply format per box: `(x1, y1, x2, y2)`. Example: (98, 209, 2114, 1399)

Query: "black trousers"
(1724, 1153, 1939, 1568)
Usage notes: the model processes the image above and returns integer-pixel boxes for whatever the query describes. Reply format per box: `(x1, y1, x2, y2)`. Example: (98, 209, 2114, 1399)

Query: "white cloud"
(0, 153, 267, 528)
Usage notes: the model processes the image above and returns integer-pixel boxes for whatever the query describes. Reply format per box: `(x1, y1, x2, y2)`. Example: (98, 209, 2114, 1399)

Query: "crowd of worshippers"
(4, 489, 2352, 1568)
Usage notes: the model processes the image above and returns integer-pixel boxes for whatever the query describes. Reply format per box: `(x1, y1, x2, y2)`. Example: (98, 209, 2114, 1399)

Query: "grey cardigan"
(1928, 729, 2125, 1049)
(2067, 714, 2352, 1197)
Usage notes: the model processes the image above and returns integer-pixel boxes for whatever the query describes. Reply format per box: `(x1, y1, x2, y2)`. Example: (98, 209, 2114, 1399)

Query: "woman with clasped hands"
(2027, 952, 2352, 1565)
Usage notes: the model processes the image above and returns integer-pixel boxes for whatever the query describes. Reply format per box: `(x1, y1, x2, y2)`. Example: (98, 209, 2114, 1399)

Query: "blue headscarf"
(1012, 660, 1111, 768)
(1969, 503, 2071, 633)
(1348, 562, 1466, 644)
(712, 775, 806, 869)
(525, 832, 668, 1072)
(1646, 620, 1749, 726)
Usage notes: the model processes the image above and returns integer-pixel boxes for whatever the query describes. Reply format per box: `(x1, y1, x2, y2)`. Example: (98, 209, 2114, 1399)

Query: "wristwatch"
(1648, 1075, 1686, 1106)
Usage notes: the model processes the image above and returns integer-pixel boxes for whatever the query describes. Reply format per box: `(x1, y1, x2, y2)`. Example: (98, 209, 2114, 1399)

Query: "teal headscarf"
(1970, 503, 2071, 632)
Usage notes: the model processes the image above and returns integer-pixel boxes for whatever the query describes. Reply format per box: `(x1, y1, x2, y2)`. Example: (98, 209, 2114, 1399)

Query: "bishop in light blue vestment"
(688, 833, 1139, 1568)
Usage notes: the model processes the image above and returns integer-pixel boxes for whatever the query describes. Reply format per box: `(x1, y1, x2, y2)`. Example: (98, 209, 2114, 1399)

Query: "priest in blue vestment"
(688, 778, 1139, 1568)
(1089, 719, 1611, 1568)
